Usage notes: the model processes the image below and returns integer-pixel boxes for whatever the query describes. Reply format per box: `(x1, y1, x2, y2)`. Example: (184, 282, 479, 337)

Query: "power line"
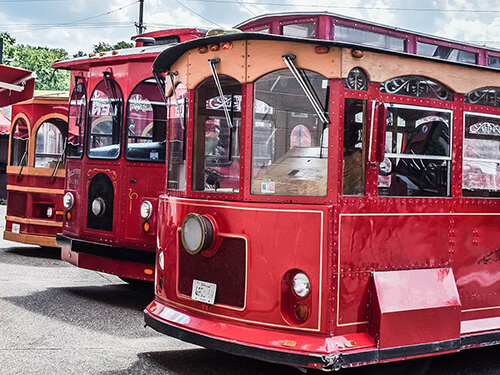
(11, 1, 139, 34)
(171, 0, 222, 28)
(183, 0, 500, 13)
(232, 0, 257, 16)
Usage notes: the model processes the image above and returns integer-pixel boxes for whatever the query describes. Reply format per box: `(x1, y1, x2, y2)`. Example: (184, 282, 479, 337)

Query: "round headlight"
(140, 200, 153, 220)
(181, 213, 214, 255)
(158, 251, 164, 270)
(47, 207, 53, 218)
(91, 197, 105, 216)
(292, 272, 310, 298)
(63, 192, 74, 210)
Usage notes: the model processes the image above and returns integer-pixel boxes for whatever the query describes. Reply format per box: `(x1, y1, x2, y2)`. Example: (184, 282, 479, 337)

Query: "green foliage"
(93, 40, 133, 53)
(0, 32, 70, 91)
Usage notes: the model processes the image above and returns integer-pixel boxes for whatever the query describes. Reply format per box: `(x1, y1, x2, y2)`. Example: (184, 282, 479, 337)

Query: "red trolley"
(4, 96, 68, 247)
(144, 15, 500, 371)
(54, 29, 205, 282)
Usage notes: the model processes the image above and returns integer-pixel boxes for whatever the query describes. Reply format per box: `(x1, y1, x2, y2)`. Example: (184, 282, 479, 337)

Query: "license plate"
(12, 223, 20, 234)
(191, 279, 217, 305)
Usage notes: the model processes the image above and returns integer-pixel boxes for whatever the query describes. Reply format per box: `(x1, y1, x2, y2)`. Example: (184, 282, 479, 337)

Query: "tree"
(0, 32, 70, 91)
(93, 40, 133, 53)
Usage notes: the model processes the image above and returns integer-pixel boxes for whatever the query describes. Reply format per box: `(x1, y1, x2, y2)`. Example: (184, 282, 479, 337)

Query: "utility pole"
(136, 0, 145, 35)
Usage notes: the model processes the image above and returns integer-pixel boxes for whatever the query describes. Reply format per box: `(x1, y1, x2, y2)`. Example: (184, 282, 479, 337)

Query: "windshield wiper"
(208, 58, 233, 129)
(49, 137, 67, 183)
(17, 143, 28, 177)
(282, 54, 329, 126)
(103, 71, 119, 125)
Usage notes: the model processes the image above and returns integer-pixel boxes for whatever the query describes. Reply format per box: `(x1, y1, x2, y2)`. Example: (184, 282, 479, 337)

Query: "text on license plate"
(191, 279, 217, 305)
(12, 223, 20, 234)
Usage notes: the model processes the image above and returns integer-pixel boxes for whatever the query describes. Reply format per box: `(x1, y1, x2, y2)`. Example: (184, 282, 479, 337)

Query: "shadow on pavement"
(0, 246, 63, 267)
(98, 349, 305, 375)
(4, 283, 156, 339)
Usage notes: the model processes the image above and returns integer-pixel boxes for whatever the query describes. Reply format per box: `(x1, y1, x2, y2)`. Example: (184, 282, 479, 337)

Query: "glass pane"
(167, 84, 188, 190)
(417, 42, 476, 64)
(282, 23, 315, 38)
(378, 105, 451, 197)
(343, 99, 366, 195)
(35, 120, 66, 168)
(67, 83, 86, 158)
(10, 118, 29, 166)
(488, 56, 500, 68)
(192, 75, 241, 193)
(251, 69, 329, 197)
(87, 78, 123, 159)
(463, 113, 500, 197)
(335, 25, 405, 52)
(125, 78, 166, 162)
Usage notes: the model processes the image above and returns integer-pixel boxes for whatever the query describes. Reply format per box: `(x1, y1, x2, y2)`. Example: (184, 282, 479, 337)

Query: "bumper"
(56, 233, 155, 281)
(4, 230, 58, 248)
(56, 233, 155, 264)
(144, 300, 379, 371)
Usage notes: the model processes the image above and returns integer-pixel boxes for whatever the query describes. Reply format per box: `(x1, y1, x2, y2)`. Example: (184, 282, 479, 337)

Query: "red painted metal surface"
(0, 65, 35, 107)
(56, 29, 202, 281)
(370, 268, 461, 349)
(4, 97, 68, 247)
(144, 26, 500, 370)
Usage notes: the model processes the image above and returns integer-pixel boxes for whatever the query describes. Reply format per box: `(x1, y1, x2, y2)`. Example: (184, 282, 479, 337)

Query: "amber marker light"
(144, 268, 154, 275)
(352, 49, 364, 58)
(221, 42, 233, 50)
(112, 51, 118, 55)
(209, 44, 220, 51)
(198, 46, 208, 54)
(99, 52, 105, 56)
(66, 211, 72, 221)
(314, 45, 329, 54)
(55, 210, 64, 216)
(89, 53, 95, 57)
(143, 221, 151, 233)
(281, 340, 297, 348)
(295, 303, 309, 321)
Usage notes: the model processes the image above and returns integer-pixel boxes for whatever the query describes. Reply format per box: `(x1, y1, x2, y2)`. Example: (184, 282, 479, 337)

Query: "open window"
(125, 78, 167, 162)
(167, 83, 188, 190)
(10, 117, 29, 167)
(87, 77, 123, 159)
(192, 74, 242, 193)
(251, 68, 329, 196)
(463, 113, 500, 197)
(67, 82, 86, 158)
(378, 104, 452, 197)
(34, 118, 67, 168)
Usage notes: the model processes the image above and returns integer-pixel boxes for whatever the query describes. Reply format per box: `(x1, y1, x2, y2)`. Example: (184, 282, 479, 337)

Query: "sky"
(1, 0, 500, 56)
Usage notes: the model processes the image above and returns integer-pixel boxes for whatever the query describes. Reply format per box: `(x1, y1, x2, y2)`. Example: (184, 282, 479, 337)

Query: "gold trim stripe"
(6, 215, 63, 227)
(7, 185, 65, 195)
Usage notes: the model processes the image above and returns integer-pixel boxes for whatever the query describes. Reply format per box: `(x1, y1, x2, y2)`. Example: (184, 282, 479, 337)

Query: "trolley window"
(417, 42, 477, 64)
(343, 99, 366, 196)
(335, 25, 405, 52)
(87, 77, 123, 159)
(35, 119, 67, 168)
(67, 82, 86, 158)
(378, 104, 452, 197)
(251, 69, 329, 197)
(463, 113, 500, 197)
(167, 83, 188, 190)
(125, 78, 167, 162)
(192, 74, 242, 193)
(282, 23, 315, 38)
(10, 117, 29, 167)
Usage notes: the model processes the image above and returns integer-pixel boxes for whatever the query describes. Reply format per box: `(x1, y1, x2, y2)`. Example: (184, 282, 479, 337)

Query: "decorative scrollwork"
(469, 121, 500, 136)
(381, 75, 453, 101)
(345, 68, 368, 91)
(465, 87, 500, 107)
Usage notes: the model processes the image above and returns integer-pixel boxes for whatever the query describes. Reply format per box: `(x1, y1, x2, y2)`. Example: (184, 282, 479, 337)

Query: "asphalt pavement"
(1, 204, 500, 375)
